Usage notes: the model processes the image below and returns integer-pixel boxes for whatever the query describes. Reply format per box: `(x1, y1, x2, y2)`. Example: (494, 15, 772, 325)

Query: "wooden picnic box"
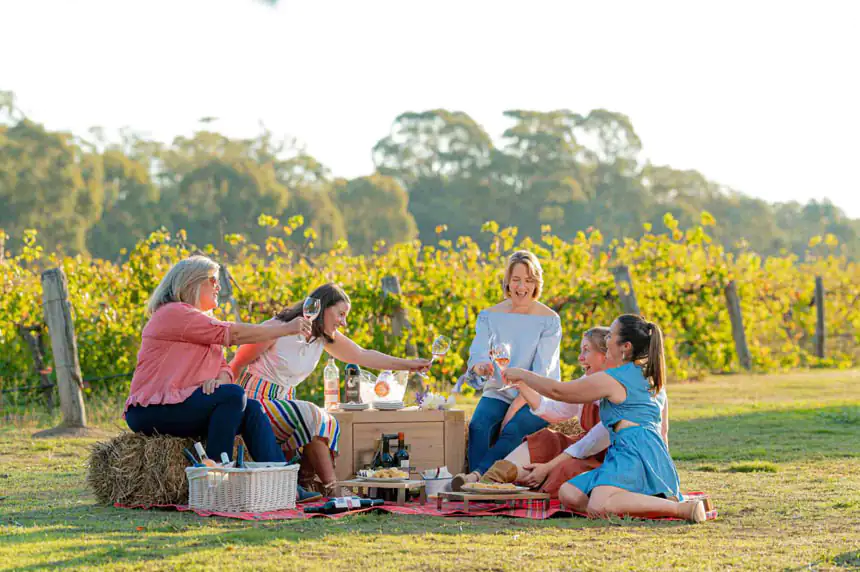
(331, 408, 466, 481)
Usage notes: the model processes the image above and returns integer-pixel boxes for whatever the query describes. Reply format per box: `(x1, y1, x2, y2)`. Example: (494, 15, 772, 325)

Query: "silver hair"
(146, 255, 219, 316)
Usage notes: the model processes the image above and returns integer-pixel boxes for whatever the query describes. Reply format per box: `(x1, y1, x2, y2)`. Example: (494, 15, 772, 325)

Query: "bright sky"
(3, 0, 859, 217)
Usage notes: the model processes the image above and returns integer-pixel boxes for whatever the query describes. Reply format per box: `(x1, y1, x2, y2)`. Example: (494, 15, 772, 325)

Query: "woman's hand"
(502, 367, 530, 387)
(405, 358, 432, 372)
(202, 371, 232, 395)
(472, 362, 494, 376)
(521, 462, 552, 488)
(280, 316, 312, 337)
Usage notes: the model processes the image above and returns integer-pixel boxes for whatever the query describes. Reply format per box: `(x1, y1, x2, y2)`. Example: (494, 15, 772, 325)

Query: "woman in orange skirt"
(479, 327, 614, 496)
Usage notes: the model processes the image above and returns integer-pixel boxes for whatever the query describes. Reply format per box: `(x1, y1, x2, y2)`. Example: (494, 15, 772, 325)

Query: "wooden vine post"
(814, 276, 825, 359)
(723, 280, 752, 371)
(35, 268, 89, 437)
(611, 265, 641, 315)
(381, 275, 421, 391)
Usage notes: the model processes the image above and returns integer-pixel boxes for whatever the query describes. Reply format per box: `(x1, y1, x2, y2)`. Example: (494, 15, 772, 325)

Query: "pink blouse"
(124, 302, 234, 413)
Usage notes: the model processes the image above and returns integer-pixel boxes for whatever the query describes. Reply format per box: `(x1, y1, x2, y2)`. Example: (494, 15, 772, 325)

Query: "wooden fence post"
(611, 265, 641, 315)
(724, 280, 752, 371)
(814, 276, 825, 359)
(218, 264, 241, 323)
(381, 276, 417, 356)
(16, 324, 55, 413)
(36, 268, 88, 436)
(381, 275, 421, 391)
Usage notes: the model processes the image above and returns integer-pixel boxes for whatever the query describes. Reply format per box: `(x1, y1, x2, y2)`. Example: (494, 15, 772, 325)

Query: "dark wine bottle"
(380, 435, 395, 468)
(394, 432, 410, 470)
(370, 439, 383, 469)
(303, 497, 384, 514)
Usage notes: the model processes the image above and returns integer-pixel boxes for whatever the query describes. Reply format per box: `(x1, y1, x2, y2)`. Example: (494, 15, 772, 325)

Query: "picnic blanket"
(117, 492, 716, 521)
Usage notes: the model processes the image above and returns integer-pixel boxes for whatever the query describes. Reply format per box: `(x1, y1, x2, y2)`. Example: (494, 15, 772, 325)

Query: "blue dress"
(568, 362, 682, 500)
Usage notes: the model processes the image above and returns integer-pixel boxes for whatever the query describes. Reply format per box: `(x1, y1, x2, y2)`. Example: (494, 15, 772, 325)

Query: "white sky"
(2, 0, 859, 217)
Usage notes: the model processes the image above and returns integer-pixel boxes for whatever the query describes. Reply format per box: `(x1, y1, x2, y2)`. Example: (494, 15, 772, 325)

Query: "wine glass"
(430, 335, 451, 364)
(492, 342, 516, 391)
(298, 297, 321, 344)
(417, 334, 451, 380)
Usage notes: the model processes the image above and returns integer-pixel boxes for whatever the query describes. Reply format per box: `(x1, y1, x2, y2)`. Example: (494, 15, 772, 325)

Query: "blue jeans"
(126, 384, 285, 464)
(468, 396, 549, 474)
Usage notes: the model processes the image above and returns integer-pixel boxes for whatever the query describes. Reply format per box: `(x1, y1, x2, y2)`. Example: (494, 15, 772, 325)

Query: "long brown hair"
(275, 283, 350, 344)
(615, 314, 666, 393)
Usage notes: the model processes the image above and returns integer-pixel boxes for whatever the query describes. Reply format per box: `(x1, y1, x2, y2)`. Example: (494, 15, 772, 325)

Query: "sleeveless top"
(599, 362, 666, 433)
(246, 335, 325, 389)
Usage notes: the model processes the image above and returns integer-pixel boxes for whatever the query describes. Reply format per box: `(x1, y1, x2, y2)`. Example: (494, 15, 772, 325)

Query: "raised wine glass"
(492, 342, 516, 391)
(417, 334, 452, 380)
(299, 297, 321, 344)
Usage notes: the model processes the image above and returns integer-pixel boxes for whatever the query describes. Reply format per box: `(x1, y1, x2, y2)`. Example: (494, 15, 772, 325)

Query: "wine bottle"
(183, 448, 204, 467)
(323, 358, 340, 411)
(236, 443, 246, 468)
(380, 435, 395, 468)
(394, 432, 410, 470)
(344, 363, 361, 404)
(370, 438, 383, 469)
(303, 497, 384, 514)
(194, 442, 217, 467)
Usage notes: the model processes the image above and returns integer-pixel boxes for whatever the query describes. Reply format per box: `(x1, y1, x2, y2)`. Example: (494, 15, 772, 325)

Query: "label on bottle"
(333, 497, 362, 509)
(400, 460, 410, 469)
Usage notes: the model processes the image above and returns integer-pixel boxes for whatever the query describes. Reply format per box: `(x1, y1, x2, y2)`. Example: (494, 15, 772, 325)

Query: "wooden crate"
(332, 409, 466, 481)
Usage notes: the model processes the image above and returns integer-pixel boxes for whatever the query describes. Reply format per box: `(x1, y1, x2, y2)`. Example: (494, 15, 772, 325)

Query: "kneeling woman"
(503, 314, 705, 523)
(229, 283, 429, 496)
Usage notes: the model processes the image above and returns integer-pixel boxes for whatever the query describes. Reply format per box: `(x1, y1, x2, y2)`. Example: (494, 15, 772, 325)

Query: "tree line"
(1, 91, 857, 260)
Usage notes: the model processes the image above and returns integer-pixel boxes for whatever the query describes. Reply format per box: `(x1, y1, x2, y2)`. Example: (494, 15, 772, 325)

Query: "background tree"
(335, 174, 417, 253)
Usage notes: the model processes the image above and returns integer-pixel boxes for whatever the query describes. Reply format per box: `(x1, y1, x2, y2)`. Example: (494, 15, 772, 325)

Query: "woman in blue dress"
(452, 250, 562, 490)
(503, 314, 706, 523)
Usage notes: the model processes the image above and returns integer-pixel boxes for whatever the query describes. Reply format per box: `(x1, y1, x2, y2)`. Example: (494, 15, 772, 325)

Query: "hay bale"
(87, 432, 195, 506)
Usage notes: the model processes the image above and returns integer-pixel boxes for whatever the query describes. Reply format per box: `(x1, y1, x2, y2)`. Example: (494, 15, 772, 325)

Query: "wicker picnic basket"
(185, 462, 299, 512)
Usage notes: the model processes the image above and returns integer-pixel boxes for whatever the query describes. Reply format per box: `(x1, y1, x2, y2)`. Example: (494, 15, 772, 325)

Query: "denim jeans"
(468, 396, 549, 474)
(126, 384, 285, 463)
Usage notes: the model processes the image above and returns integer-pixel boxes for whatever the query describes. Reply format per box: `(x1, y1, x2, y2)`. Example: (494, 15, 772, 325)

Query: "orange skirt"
(524, 402, 605, 497)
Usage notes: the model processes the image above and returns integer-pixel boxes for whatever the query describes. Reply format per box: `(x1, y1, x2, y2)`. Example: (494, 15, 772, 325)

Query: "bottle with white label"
(323, 358, 340, 411)
(303, 497, 384, 514)
(395, 432, 410, 470)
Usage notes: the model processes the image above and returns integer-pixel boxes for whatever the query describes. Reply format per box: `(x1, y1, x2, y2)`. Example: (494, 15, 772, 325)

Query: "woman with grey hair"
(125, 255, 322, 501)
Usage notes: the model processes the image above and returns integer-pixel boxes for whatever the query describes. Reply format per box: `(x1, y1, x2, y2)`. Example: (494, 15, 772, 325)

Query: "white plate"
(373, 402, 404, 410)
(460, 483, 531, 494)
(339, 403, 369, 411)
(358, 476, 412, 482)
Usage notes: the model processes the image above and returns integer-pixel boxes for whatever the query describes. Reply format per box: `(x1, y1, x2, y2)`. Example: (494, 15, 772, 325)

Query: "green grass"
(2, 370, 859, 571)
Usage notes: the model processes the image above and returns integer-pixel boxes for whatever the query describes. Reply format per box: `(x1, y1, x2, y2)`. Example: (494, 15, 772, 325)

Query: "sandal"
(685, 500, 706, 524)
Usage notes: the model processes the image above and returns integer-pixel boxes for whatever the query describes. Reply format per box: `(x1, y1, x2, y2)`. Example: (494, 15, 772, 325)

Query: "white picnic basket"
(185, 462, 300, 512)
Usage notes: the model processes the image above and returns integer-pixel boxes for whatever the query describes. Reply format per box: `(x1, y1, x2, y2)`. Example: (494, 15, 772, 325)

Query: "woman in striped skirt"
(229, 283, 429, 496)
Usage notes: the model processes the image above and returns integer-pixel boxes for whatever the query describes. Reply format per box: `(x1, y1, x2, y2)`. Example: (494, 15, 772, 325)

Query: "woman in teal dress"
(502, 314, 706, 523)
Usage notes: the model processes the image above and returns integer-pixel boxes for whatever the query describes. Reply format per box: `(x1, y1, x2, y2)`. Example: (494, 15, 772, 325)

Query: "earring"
(622, 352, 628, 361)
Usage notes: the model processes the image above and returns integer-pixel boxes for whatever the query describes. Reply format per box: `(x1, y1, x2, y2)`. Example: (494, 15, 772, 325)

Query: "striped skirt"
(238, 371, 340, 455)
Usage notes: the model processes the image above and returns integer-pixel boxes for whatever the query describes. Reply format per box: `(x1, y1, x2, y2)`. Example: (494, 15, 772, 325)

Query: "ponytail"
(616, 314, 666, 393)
(644, 322, 665, 394)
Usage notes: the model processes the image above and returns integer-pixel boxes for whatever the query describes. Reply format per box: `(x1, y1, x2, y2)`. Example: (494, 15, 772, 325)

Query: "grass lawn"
(1, 369, 859, 571)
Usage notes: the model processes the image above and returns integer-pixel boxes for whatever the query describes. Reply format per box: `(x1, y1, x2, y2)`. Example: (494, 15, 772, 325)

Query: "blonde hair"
(146, 255, 219, 316)
(583, 326, 611, 354)
(502, 250, 544, 299)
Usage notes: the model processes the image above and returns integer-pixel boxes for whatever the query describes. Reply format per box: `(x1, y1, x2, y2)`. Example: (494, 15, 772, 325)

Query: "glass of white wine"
(418, 335, 451, 379)
(299, 297, 321, 345)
